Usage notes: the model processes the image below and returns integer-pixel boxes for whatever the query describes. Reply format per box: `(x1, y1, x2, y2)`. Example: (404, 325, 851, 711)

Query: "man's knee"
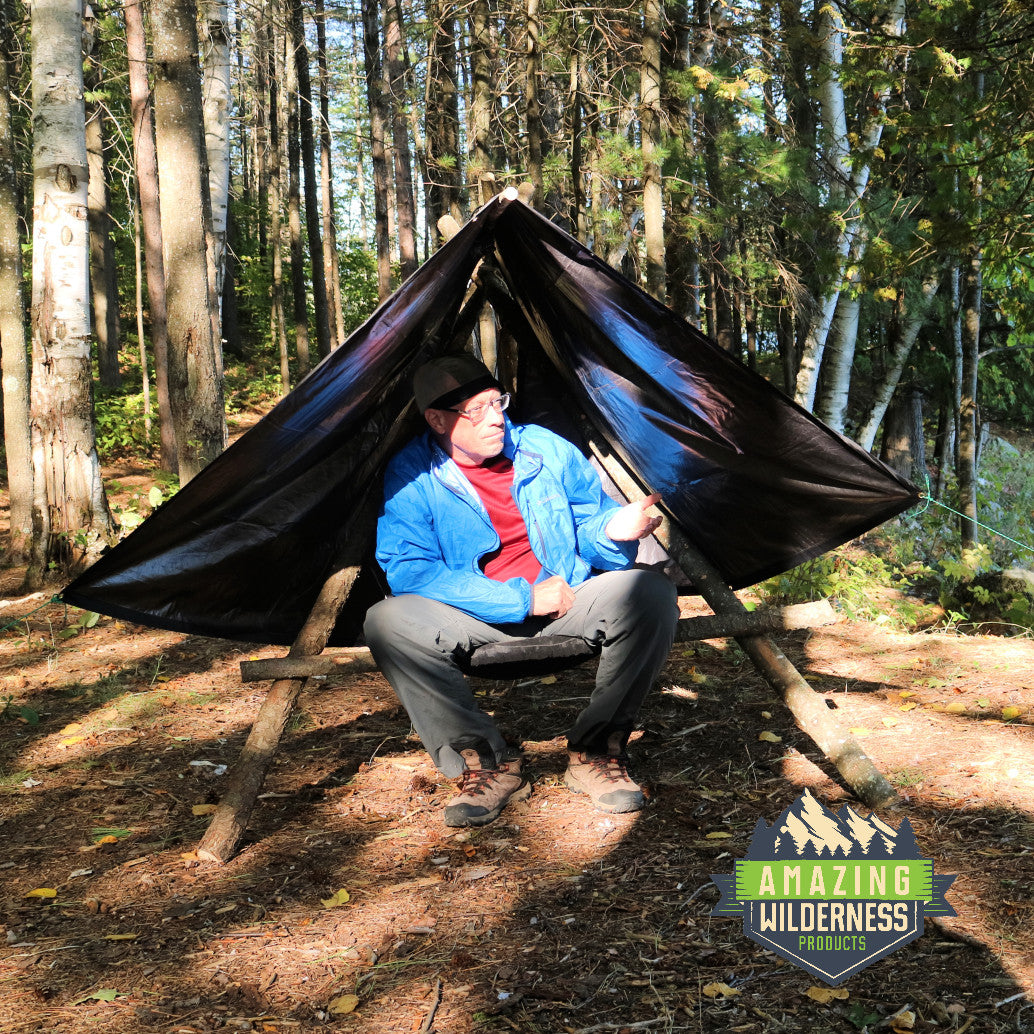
(617, 569, 679, 624)
(364, 595, 427, 652)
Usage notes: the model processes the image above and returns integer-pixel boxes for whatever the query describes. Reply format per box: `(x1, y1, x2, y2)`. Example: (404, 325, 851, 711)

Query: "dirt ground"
(2, 472, 1034, 1033)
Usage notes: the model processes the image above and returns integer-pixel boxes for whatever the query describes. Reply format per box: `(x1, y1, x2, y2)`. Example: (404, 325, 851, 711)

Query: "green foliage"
(94, 389, 157, 462)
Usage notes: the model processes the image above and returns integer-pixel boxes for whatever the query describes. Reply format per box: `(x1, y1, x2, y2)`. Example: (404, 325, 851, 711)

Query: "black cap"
(414, 355, 501, 411)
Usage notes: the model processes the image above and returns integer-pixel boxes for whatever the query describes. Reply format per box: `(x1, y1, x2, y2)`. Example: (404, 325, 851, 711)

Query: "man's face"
(426, 388, 507, 467)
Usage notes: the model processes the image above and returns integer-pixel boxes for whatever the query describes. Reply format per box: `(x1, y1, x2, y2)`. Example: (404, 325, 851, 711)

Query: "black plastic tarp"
(62, 193, 918, 645)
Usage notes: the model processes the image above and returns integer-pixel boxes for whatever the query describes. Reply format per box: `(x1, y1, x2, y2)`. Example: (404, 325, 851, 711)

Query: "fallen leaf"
(539, 675, 557, 685)
(95, 835, 119, 846)
(945, 702, 966, 714)
(761, 710, 772, 719)
(758, 731, 782, 743)
(321, 888, 351, 908)
(881, 716, 898, 727)
(328, 993, 359, 1016)
(849, 727, 870, 737)
(976, 697, 990, 708)
(702, 981, 740, 998)
(705, 831, 732, 840)
(889, 1009, 916, 1032)
(690, 671, 708, 684)
(806, 986, 849, 1003)
(25, 888, 57, 899)
(899, 702, 919, 711)
(72, 988, 121, 1005)
(1002, 705, 1022, 720)
(104, 933, 139, 941)
(192, 804, 218, 816)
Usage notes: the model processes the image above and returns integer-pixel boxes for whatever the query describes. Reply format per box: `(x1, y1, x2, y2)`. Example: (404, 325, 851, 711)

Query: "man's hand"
(530, 575, 575, 618)
(605, 493, 663, 542)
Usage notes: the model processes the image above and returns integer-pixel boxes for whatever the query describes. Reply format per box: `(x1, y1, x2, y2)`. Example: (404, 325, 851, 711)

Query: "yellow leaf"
(945, 702, 966, 714)
(59, 736, 88, 749)
(60, 722, 83, 734)
(898, 691, 915, 699)
(889, 1010, 916, 1032)
(761, 711, 772, 719)
(758, 731, 781, 743)
(321, 888, 351, 908)
(881, 716, 898, 728)
(96, 835, 119, 845)
(806, 986, 849, 1003)
(192, 804, 218, 816)
(849, 727, 870, 737)
(1002, 705, 1022, 720)
(328, 993, 360, 1015)
(539, 675, 557, 685)
(705, 831, 732, 840)
(899, 702, 919, 711)
(702, 981, 740, 998)
(25, 888, 57, 899)
(690, 671, 708, 684)
(104, 933, 139, 941)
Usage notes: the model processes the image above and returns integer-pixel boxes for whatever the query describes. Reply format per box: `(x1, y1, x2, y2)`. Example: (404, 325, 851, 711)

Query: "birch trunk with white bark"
(27, 0, 113, 584)
(794, 0, 905, 412)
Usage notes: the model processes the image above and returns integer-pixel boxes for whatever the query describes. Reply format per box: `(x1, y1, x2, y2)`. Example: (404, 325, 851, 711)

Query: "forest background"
(3, 0, 1034, 605)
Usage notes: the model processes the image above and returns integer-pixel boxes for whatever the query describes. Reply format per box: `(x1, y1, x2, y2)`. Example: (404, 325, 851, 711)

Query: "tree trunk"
(424, 0, 462, 234)
(27, 0, 114, 585)
(958, 249, 981, 548)
(524, 0, 543, 206)
(264, 9, 290, 389)
(315, 0, 345, 348)
(640, 0, 665, 301)
(83, 10, 121, 390)
(856, 273, 940, 452)
(200, 0, 232, 311)
(793, 0, 905, 411)
(0, 6, 32, 562)
(362, 0, 392, 298)
(468, 0, 494, 192)
(283, 10, 311, 376)
(289, 0, 333, 360)
(150, 0, 227, 484)
(382, 0, 418, 280)
(125, 0, 177, 473)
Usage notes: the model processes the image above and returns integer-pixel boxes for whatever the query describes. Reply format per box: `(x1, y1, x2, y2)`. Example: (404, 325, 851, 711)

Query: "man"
(364, 355, 678, 827)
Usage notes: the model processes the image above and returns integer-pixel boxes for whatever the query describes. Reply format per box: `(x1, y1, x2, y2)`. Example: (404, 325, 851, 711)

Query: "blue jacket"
(375, 419, 637, 623)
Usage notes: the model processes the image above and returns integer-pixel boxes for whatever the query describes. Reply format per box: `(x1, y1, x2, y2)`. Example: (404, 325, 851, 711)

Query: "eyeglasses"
(449, 393, 511, 424)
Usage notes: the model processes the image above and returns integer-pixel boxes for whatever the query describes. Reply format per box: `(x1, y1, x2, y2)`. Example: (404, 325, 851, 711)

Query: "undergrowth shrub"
(756, 433, 1034, 635)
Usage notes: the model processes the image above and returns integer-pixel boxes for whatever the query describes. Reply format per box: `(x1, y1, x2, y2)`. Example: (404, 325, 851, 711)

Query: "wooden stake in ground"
(196, 562, 361, 864)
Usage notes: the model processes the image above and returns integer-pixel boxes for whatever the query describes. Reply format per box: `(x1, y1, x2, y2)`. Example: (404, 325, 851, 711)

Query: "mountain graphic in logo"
(710, 788, 956, 985)
(748, 788, 921, 860)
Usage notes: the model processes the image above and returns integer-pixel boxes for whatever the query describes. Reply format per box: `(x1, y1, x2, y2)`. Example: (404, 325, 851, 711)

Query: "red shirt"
(459, 455, 542, 584)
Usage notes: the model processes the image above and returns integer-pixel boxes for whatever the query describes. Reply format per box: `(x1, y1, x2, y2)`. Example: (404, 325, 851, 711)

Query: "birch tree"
(793, 0, 906, 412)
(201, 0, 232, 308)
(27, 0, 114, 584)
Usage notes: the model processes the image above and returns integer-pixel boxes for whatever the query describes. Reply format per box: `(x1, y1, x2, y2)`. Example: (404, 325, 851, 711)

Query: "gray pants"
(363, 569, 678, 777)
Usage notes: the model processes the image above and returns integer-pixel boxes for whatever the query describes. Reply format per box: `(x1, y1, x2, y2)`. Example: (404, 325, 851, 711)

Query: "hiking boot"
(564, 751, 644, 813)
(443, 750, 531, 827)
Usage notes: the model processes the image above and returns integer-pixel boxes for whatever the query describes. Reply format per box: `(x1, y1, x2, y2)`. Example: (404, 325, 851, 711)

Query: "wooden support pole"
(196, 564, 361, 864)
(588, 438, 900, 810)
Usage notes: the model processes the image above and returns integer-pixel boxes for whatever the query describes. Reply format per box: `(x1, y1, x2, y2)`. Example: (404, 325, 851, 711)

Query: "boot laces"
(586, 753, 632, 785)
